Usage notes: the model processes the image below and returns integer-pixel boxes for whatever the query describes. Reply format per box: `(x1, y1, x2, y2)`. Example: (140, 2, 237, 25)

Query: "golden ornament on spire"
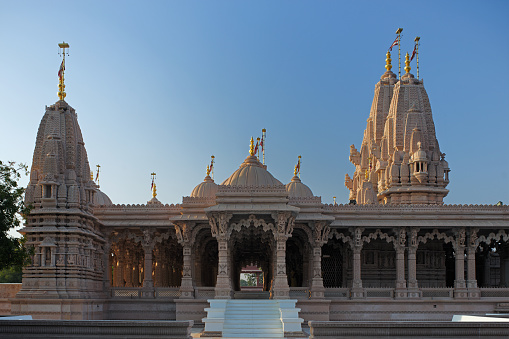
(385, 51, 392, 71)
(294, 165, 298, 176)
(249, 137, 255, 156)
(152, 183, 157, 198)
(150, 172, 157, 198)
(206, 164, 211, 176)
(57, 42, 69, 101)
(404, 52, 411, 74)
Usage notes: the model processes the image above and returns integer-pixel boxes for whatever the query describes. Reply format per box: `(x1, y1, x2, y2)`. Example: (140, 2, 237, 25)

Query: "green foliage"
(0, 161, 32, 270)
(0, 266, 22, 283)
(240, 273, 259, 287)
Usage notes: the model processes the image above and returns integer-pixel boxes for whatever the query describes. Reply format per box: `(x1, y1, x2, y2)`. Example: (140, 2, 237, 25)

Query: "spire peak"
(57, 42, 69, 101)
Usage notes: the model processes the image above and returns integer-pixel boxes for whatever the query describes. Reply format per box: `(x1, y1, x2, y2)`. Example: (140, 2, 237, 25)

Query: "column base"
(350, 287, 365, 299)
(310, 278, 325, 299)
(453, 287, 469, 299)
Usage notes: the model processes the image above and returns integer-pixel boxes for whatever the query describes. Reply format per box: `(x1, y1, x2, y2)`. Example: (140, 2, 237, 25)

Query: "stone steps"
(222, 300, 284, 338)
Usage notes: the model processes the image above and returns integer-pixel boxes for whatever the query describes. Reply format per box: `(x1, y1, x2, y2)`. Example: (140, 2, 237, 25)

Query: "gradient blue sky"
(1, 1, 508, 207)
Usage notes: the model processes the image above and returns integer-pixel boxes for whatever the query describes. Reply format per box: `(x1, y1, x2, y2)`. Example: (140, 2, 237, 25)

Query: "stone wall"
(308, 321, 509, 338)
(0, 283, 21, 316)
(0, 319, 193, 338)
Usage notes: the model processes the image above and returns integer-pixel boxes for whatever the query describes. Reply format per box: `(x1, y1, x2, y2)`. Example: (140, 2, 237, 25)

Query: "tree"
(0, 161, 32, 270)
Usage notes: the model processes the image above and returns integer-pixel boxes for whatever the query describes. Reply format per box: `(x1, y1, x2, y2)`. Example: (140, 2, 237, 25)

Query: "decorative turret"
(346, 38, 450, 205)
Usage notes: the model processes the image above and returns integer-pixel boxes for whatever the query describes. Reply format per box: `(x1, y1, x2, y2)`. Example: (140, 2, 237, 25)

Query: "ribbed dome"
(191, 175, 218, 197)
(222, 155, 282, 186)
(94, 189, 112, 206)
(286, 175, 313, 198)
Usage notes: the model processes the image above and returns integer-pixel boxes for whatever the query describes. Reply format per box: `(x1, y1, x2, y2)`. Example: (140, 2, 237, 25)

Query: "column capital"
(208, 212, 232, 240)
(271, 211, 295, 238)
(312, 221, 330, 247)
(174, 221, 195, 246)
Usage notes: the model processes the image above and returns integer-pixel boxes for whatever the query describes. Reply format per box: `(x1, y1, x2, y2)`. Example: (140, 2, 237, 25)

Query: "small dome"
(412, 142, 427, 162)
(222, 155, 282, 186)
(94, 189, 112, 206)
(286, 175, 313, 198)
(191, 175, 218, 197)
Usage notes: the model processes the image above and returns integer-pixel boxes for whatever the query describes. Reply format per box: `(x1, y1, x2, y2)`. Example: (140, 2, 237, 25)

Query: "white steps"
(222, 300, 284, 338)
(202, 299, 304, 339)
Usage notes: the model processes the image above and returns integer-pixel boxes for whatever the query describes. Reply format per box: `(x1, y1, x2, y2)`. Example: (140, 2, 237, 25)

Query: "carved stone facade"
(9, 59, 509, 323)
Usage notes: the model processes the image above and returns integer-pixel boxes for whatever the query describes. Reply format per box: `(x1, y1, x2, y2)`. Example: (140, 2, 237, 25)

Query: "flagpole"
(211, 155, 215, 179)
(58, 42, 69, 101)
(395, 28, 403, 79)
(298, 155, 301, 179)
(256, 137, 261, 160)
(262, 129, 266, 165)
(414, 36, 420, 80)
(96, 164, 101, 186)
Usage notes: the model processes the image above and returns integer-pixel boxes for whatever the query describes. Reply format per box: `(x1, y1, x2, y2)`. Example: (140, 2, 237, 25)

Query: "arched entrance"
(230, 224, 274, 293)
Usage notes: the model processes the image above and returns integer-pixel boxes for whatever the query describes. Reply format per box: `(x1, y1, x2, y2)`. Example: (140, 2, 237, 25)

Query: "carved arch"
(418, 229, 454, 245)
(476, 229, 509, 247)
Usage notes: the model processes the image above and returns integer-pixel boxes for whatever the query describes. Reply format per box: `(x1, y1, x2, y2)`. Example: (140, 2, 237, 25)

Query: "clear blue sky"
(1, 1, 508, 207)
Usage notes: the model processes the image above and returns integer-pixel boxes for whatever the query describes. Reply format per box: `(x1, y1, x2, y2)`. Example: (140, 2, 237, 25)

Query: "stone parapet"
(308, 321, 509, 338)
(0, 319, 193, 339)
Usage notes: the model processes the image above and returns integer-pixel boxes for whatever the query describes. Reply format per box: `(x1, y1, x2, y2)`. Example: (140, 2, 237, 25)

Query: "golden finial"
(249, 137, 255, 156)
(365, 169, 369, 180)
(385, 51, 392, 71)
(333, 196, 337, 205)
(404, 52, 411, 74)
(150, 172, 157, 198)
(152, 183, 157, 198)
(57, 42, 69, 101)
(206, 164, 211, 176)
(90, 171, 94, 181)
(294, 165, 298, 176)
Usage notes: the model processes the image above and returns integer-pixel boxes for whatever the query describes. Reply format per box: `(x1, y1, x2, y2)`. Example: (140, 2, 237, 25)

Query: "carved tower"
(346, 52, 450, 205)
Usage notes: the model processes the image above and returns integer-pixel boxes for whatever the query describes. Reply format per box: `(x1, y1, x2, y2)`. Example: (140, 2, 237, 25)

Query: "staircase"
(222, 300, 284, 338)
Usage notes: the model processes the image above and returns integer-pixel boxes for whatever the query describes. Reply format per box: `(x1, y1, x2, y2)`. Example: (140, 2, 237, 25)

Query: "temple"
(6, 41, 509, 328)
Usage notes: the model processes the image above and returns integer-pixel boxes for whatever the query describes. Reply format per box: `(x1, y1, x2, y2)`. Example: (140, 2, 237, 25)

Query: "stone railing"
(480, 287, 509, 298)
(195, 287, 215, 299)
(156, 287, 181, 298)
(0, 320, 193, 339)
(421, 288, 454, 299)
(324, 288, 349, 299)
(111, 287, 180, 299)
(289, 287, 310, 299)
(365, 287, 393, 298)
(308, 321, 509, 338)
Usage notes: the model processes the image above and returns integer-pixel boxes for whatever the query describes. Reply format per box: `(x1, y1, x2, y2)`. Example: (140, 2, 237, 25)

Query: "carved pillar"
(271, 212, 294, 299)
(209, 213, 233, 299)
(310, 221, 329, 299)
(454, 228, 467, 298)
(351, 227, 364, 298)
(175, 222, 195, 299)
(104, 241, 112, 290)
(466, 229, 478, 292)
(407, 228, 419, 295)
(394, 227, 407, 298)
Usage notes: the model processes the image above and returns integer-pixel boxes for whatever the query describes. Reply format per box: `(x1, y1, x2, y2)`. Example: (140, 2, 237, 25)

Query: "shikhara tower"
(346, 51, 450, 205)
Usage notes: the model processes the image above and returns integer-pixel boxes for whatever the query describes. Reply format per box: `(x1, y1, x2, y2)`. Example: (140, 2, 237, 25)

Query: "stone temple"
(6, 48, 509, 329)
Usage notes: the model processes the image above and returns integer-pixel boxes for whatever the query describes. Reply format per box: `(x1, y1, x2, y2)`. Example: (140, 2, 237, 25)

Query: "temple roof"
(221, 155, 282, 187)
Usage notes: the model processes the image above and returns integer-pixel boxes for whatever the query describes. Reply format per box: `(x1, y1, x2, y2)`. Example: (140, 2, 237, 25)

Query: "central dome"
(222, 155, 283, 186)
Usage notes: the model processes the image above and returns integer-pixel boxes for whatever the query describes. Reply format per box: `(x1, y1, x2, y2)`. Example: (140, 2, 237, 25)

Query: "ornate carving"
(417, 229, 454, 245)
(208, 212, 232, 240)
(313, 221, 330, 246)
(174, 222, 195, 245)
(271, 211, 294, 238)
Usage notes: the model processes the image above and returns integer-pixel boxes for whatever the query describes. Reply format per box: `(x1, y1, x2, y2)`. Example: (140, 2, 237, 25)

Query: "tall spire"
(57, 42, 69, 101)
